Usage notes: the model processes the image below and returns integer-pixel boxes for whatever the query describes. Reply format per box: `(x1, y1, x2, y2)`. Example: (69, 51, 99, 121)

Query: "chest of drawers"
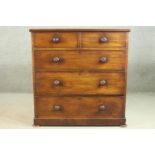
(30, 28, 130, 126)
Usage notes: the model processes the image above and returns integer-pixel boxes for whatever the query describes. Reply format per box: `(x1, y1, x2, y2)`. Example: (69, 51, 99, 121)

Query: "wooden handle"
(99, 105, 106, 111)
(99, 36, 108, 43)
(52, 37, 60, 43)
(99, 57, 107, 63)
(53, 80, 61, 86)
(53, 105, 62, 111)
(52, 57, 61, 63)
(99, 80, 107, 86)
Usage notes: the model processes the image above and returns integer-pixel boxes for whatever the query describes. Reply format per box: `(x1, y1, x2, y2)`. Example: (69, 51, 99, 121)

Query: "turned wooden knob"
(99, 105, 106, 111)
(52, 56, 61, 63)
(99, 80, 107, 86)
(99, 57, 107, 63)
(53, 80, 61, 86)
(99, 36, 108, 43)
(52, 37, 60, 43)
(53, 105, 62, 111)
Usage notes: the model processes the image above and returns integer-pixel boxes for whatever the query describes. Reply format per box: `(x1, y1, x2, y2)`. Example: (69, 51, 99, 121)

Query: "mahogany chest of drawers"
(30, 28, 130, 126)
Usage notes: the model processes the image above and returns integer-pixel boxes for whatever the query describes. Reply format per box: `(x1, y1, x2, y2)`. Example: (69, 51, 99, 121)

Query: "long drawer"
(34, 50, 126, 71)
(35, 96, 125, 119)
(35, 72, 125, 95)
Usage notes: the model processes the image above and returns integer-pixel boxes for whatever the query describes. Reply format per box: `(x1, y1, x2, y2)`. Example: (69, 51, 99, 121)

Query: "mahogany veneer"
(30, 28, 130, 126)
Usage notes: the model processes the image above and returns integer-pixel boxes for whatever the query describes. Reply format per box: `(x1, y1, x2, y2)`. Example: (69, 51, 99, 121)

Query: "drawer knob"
(99, 80, 107, 86)
(52, 56, 61, 63)
(99, 57, 107, 63)
(53, 105, 62, 111)
(99, 36, 108, 43)
(53, 80, 61, 86)
(52, 37, 60, 43)
(99, 105, 106, 111)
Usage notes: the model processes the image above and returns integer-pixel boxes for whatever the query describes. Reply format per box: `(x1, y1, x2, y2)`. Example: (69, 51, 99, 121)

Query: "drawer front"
(35, 96, 124, 118)
(82, 32, 127, 49)
(34, 51, 126, 71)
(33, 32, 78, 48)
(35, 72, 125, 95)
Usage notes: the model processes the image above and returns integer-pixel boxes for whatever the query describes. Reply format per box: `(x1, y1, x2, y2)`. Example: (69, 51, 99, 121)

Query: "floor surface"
(0, 92, 154, 128)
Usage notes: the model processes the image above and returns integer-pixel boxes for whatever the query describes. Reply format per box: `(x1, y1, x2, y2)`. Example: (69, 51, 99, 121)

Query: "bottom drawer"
(35, 96, 125, 119)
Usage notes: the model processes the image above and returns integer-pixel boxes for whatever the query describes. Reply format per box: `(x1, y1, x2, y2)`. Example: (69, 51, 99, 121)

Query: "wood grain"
(35, 96, 125, 118)
(82, 32, 127, 49)
(30, 29, 129, 126)
(34, 50, 126, 71)
(33, 32, 78, 48)
(34, 118, 126, 126)
(30, 29, 130, 32)
(35, 72, 125, 95)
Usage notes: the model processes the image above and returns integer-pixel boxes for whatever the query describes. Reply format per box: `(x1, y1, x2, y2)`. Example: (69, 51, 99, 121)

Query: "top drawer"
(81, 32, 127, 49)
(33, 32, 78, 48)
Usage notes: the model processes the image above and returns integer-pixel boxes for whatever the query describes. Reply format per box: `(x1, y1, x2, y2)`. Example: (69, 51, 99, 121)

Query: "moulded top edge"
(29, 29, 130, 32)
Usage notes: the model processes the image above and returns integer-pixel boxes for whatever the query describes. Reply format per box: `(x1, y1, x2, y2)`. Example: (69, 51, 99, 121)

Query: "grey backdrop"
(0, 26, 155, 92)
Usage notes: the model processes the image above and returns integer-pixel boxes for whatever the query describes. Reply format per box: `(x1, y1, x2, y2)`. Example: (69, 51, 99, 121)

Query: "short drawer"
(35, 96, 125, 119)
(34, 50, 126, 71)
(81, 32, 127, 49)
(35, 72, 125, 95)
(33, 32, 78, 48)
